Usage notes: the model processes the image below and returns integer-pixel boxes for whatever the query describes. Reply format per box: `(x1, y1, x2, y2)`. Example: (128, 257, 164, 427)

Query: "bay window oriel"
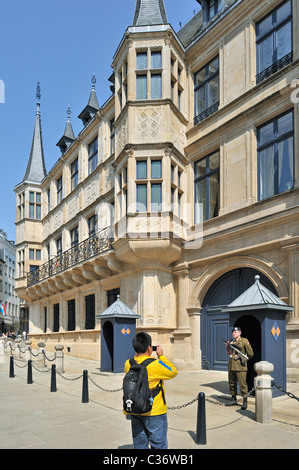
(136, 159, 162, 212)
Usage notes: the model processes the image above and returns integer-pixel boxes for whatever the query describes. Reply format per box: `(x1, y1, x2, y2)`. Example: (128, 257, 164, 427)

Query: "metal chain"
(29, 347, 39, 357)
(55, 368, 83, 381)
(88, 374, 122, 392)
(32, 363, 51, 373)
(13, 359, 28, 369)
(42, 350, 56, 362)
(272, 382, 299, 402)
(168, 397, 198, 410)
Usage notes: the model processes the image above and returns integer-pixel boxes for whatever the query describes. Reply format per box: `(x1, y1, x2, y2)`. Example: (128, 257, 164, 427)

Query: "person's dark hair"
(132, 332, 152, 353)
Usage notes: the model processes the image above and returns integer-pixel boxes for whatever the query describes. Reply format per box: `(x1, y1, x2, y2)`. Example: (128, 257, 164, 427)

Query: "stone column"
(254, 361, 274, 424)
(14, 337, 22, 359)
(288, 246, 299, 322)
(55, 344, 64, 373)
(172, 264, 192, 367)
(24, 340, 32, 362)
(38, 342, 46, 367)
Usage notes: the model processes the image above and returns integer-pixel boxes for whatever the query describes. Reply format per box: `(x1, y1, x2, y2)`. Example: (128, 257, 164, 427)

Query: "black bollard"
(9, 355, 14, 378)
(196, 392, 207, 445)
(27, 359, 33, 384)
(82, 369, 89, 403)
(50, 364, 57, 392)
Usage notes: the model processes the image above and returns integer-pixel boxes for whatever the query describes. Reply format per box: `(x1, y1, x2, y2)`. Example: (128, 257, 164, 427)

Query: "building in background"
(14, 0, 299, 381)
(0, 229, 21, 333)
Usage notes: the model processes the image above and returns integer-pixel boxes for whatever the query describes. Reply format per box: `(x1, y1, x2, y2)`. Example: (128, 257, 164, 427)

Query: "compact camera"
(152, 346, 157, 351)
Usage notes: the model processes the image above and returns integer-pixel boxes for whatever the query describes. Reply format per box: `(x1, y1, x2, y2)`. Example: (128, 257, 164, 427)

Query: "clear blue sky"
(0, 0, 200, 242)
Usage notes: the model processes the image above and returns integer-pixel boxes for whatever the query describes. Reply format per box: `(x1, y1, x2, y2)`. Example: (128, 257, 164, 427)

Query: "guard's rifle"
(220, 338, 249, 363)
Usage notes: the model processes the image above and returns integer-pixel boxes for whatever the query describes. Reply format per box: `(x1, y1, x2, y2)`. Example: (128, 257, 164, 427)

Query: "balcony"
(194, 101, 219, 126)
(256, 52, 293, 85)
(27, 228, 113, 287)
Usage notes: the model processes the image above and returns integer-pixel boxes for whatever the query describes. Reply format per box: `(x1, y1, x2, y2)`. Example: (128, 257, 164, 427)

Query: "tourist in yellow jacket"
(124, 332, 177, 449)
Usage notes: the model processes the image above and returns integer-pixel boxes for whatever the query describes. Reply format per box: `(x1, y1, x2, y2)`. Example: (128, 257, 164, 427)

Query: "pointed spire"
(78, 74, 100, 126)
(22, 81, 47, 183)
(56, 106, 75, 154)
(133, 0, 168, 27)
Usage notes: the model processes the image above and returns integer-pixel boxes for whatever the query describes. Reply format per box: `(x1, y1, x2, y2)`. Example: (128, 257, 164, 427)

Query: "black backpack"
(123, 358, 165, 414)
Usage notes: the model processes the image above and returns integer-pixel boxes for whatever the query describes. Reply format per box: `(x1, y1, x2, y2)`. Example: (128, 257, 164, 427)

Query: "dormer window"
(200, 0, 224, 23)
(208, 0, 224, 20)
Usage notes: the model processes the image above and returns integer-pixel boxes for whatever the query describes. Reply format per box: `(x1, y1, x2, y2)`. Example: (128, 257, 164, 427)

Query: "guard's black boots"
(227, 396, 238, 406)
(241, 397, 247, 410)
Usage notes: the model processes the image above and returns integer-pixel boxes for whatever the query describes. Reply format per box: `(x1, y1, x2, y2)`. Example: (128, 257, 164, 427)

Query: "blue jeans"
(130, 414, 168, 449)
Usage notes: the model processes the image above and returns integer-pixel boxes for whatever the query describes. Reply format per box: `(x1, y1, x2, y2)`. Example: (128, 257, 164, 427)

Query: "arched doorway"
(201, 268, 277, 372)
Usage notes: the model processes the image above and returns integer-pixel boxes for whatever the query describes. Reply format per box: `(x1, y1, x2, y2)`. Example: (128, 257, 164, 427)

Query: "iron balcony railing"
(256, 52, 293, 85)
(194, 101, 219, 126)
(27, 228, 113, 287)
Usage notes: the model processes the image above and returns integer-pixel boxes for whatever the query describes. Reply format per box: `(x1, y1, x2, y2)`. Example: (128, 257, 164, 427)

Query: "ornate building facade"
(14, 0, 299, 379)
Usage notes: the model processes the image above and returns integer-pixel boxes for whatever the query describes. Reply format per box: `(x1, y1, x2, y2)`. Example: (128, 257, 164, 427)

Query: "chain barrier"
(29, 347, 39, 358)
(88, 374, 122, 392)
(272, 382, 299, 402)
(56, 368, 83, 381)
(42, 350, 56, 362)
(5, 349, 299, 437)
(13, 357, 28, 369)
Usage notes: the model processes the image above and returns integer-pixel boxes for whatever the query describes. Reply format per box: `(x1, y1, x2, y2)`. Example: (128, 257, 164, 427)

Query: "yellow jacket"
(124, 354, 177, 416)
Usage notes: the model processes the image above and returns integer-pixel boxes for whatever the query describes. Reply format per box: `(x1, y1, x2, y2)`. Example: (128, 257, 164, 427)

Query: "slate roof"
(222, 275, 293, 312)
(78, 76, 100, 126)
(133, 0, 168, 26)
(96, 295, 141, 319)
(56, 115, 75, 154)
(22, 94, 47, 183)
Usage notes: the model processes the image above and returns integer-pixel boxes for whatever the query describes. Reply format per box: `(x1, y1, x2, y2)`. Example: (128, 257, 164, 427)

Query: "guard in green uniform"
(227, 327, 254, 410)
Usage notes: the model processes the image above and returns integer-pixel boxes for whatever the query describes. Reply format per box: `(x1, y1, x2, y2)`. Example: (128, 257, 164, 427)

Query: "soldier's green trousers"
(228, 370, 248, 397)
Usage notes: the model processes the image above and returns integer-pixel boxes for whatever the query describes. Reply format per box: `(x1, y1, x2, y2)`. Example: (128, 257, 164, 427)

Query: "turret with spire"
(78, 74, 100, 127)
(22, 81, 47, 184)
(56, 106, 75, 155)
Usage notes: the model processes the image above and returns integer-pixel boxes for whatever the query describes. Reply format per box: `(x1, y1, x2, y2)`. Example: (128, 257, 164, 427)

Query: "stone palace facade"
(14, 0, 299, 379)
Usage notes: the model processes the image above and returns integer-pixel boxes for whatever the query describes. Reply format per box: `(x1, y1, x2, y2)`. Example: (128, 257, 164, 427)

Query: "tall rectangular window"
(256, 0, 293, 84)
(137, 160, 147, 179)
(194, 57, 219, 125)
(137, 52, 147, 70)
(151, 74, 162, 99)
(151, 51, 162, 69)
(151, 160, 162, 179)
(194, 151, 220, 222)
(70, 227, 79, 247)
(110, 119, 115, 155)
(56, 237, 62, 256)
(29, 192, 41, 219)
(137, 75, 147, 100)
(85, 294, 95, 330)
(208, 0, 224, 20)
(88, 215, 97, 237)
(137, 184, 147, 212)
(88, 138, 98, 174)
(71, 158, 78, 191)
(151, 184, 162, 211)
(67, 299, 76, 331)
(53, 303, 59, 332)
(57, 176, 63, 204)
(257, 110, 294, 201)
